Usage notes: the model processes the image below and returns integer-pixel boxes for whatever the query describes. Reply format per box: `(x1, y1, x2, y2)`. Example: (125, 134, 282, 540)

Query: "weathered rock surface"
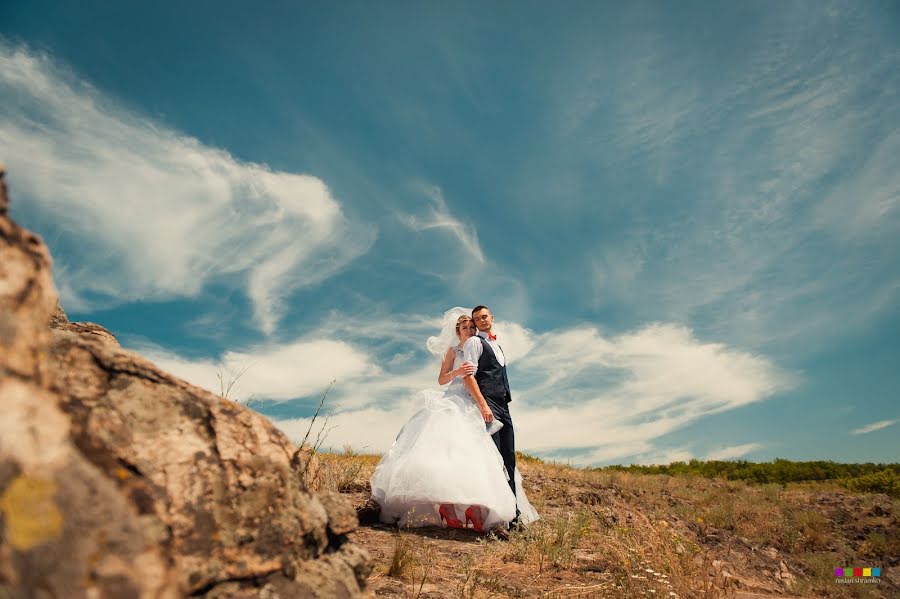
(50, 304, 119, 346)
(0, 167, 370, 597)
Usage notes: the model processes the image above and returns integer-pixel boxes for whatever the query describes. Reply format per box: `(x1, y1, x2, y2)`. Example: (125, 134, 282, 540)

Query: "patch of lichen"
(0, 475, 63, 550)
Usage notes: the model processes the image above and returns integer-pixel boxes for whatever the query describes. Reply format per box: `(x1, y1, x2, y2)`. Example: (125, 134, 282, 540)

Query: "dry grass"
(372, 529, 437, 599)
(326, 452, 898, 598)
(387, 531, 417, 579)
(496, 511, 723, 596)
(314, 446, 380, 493)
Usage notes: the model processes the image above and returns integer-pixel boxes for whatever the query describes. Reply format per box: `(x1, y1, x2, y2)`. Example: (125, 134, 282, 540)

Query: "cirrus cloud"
(851, 420, 897, 436)
(0, 43, 374, 335)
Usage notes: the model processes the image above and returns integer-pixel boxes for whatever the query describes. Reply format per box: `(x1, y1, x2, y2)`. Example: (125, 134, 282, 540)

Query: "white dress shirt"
(463, 329, 506, 371)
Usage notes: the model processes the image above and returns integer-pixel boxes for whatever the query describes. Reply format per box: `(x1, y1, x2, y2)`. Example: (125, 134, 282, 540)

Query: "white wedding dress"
(370, 346, 539, 530)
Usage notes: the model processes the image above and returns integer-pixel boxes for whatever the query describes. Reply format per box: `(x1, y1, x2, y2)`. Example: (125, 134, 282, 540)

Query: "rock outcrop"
(0, 167, 371, 597)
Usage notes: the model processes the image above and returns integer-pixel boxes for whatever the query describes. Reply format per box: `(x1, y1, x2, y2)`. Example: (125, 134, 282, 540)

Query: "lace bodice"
(451, 346, 465, 372)
(446, 346, 468, 393)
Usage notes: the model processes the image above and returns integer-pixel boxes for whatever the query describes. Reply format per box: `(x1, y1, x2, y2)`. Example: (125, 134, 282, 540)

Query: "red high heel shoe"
(465, 505, 484, 533)
(439, 504, 463, 529)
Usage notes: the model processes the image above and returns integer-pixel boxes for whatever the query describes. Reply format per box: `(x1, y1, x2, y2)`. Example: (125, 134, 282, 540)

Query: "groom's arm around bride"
(462, 356, 495, 424)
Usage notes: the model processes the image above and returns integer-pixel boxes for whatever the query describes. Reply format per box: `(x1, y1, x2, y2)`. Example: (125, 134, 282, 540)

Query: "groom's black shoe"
(489, 526, 510, 542)
(508, 515, 525, 531)
(356, 498, 381, 526)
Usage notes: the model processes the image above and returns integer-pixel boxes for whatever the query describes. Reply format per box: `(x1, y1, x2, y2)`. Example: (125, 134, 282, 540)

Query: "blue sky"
(2, 1, 898, 465)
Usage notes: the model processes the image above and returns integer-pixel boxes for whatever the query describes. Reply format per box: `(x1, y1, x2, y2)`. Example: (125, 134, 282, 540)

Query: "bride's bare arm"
(438, 348, 475, 384)
(438, 348, 457, 384)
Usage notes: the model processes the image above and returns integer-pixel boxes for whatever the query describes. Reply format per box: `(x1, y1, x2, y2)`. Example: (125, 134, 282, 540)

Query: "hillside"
(314, 451, 899, 598)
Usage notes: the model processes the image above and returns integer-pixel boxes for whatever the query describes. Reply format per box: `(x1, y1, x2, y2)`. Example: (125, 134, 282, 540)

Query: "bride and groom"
(370, 305, 539, 535)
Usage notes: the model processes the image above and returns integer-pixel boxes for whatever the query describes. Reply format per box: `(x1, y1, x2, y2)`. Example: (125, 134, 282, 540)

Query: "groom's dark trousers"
(486, 396, 517, 499)
(473, 335, 519, 520)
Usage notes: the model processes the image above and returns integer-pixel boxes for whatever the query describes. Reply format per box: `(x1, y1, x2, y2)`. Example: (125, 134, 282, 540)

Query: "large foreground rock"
(0, 167, 370, 597)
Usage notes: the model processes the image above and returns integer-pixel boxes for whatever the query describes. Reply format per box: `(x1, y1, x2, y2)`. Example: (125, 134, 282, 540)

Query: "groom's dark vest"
(475, 337, 512, 403)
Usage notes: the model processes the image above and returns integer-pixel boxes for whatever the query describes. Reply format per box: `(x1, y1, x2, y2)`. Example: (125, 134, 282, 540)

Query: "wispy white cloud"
(851, 420, 897, 436)
(388, 182, 530, 318)
(137, 338, 376, 403)
(635, 447, 694, 467)
(511, 323, 792, 464)
(574, 443, 697, 467)
(813, 128, 900, 237)
(591, 243, 647, 308)
(134, 308, 788, 463)
(274, 407, 414, 454)
(397, 184, 485, 265)
(0, 44, 374, 335)
(705, 443, 764, 461)
(130, 309, 446, 409)
(572, 442, 656, 466)
(552, 4, 900, 353)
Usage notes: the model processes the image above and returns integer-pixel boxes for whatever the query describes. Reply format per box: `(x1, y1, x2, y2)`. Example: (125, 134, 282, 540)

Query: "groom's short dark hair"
(472, 305, 490, 315)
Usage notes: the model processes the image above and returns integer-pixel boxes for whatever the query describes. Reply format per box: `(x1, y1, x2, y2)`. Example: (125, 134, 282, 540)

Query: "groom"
(462, 305, 520, 526)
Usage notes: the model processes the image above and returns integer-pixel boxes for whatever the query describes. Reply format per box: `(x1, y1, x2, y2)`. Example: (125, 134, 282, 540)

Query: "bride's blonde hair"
(455, 315, 473, 334)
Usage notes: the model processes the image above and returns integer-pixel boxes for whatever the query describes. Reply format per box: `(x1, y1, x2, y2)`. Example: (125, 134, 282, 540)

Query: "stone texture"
(0, 168, 56, 385)
(0, 167, 370, 597)
(317, 492, 360, 537)
(50, 304, 119, 346)
(0, 166, 178, 598)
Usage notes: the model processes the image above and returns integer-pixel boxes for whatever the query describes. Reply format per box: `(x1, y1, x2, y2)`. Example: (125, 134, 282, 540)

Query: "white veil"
(425, 306, 472, 357)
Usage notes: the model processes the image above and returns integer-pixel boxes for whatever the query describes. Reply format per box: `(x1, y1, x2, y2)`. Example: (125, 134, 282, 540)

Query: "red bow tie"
(488, 333, 497, 341)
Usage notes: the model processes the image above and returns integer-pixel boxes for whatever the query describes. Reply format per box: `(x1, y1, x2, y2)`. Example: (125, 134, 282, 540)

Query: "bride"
(370, 307, 538, 532)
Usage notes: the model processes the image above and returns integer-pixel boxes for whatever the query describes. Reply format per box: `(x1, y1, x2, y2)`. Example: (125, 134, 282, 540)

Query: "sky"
(2, 0, 899, 466)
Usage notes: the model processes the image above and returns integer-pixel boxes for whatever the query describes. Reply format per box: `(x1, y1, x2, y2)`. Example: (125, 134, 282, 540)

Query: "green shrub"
(599, 459, 900, 485)
(839, 469, 900, 498)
